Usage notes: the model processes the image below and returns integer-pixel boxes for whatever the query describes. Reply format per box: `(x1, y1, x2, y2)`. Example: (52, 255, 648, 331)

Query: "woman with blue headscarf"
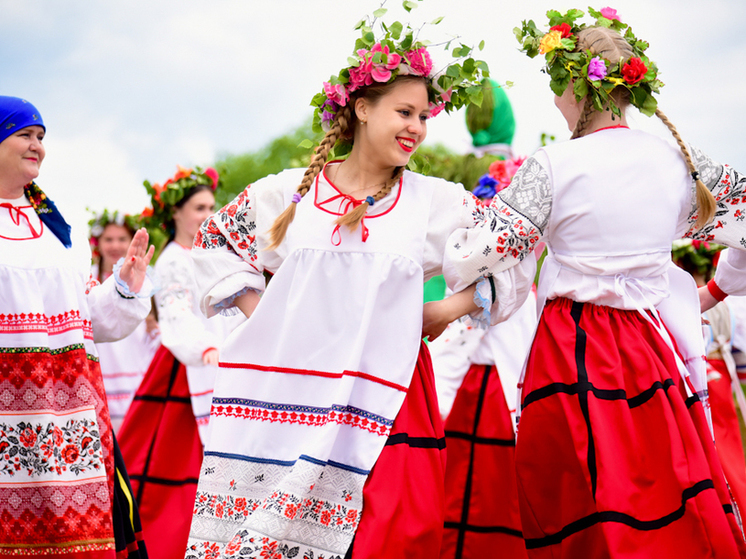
(0, 96, 153, 558)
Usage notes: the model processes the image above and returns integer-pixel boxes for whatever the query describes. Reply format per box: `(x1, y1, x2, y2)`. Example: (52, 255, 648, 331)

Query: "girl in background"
(119, 166, 244, 559)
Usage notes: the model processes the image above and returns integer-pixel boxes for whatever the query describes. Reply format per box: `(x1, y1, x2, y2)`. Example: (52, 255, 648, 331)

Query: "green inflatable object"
(466, 78, 516, 147)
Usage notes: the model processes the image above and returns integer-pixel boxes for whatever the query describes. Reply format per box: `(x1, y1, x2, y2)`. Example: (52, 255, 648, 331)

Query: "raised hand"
(119, 228, 156, 294)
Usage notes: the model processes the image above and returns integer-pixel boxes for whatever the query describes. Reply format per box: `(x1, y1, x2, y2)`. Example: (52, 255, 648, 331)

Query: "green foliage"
(212, 122, 321, 207)
(415, 144, 501, 190)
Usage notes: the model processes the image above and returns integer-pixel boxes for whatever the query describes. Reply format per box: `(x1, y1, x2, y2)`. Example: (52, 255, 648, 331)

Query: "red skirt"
(349, 341, 447, 558)
(516, 298, 746, 558)
(441, 364, 528, 559)
(117, 346, 203, 559)
(709, 358, 746, 515)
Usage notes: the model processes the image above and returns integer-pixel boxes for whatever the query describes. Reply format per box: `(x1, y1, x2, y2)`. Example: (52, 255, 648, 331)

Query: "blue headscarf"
(0, 96, 45, 144)
(0, 96, 71, 248)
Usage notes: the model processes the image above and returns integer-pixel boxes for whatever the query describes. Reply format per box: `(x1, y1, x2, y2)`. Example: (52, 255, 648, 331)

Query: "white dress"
(185, 165, 535, 558)
(0, 194, 150, 555)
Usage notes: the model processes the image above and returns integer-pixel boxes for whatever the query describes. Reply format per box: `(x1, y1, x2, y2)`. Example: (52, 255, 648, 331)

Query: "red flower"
(550, 22, 572, 38)
(61, 444, 79, 463)
(224, 535, 242, 555)
(320, 510, 332, 526)
(19, 428, 37, 448)
(204, 167, 220, 190)
(621, 57, 647, 84)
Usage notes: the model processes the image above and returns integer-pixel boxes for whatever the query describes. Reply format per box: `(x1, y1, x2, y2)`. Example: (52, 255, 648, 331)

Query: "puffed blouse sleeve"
(192, 168, 305, 317)
(155, 246, 220, 366)
(87, 275, 151, 343)
(425, 169, 543, 326)
(683, 147, 746, 297)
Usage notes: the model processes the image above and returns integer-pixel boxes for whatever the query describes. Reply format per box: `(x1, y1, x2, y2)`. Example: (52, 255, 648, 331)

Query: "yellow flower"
(606, 77, 625, 87)
(539, 30, 563, 55)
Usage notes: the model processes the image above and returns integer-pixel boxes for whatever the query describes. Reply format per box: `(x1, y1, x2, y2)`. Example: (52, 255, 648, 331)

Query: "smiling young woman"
(179, 14, 537, 559)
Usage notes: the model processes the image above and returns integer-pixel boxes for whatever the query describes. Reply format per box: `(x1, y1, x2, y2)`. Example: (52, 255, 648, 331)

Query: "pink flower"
(371, 43, 401, 69)
(405, 47, 433, 76)
(371, 66, 392, 83)
(348, 65, 373, 91)
(323, 82, 349, 107)
(600, 7, 620, 21)
(429, 102, 444, 118)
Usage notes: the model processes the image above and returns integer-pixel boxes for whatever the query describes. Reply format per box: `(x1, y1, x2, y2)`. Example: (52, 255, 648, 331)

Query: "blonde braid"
(335, 165, 405, 232)
(571, 98, 595, 139)
(267, 105, 352, 250)
(655, 108, 716, 229)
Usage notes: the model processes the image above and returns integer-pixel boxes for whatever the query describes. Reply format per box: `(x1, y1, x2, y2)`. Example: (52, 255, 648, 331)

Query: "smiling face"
(172, 188, 215, 243)
(98, 223, 133, 268)
(0, 125, 45, 194)
(354, 78, 429, 169)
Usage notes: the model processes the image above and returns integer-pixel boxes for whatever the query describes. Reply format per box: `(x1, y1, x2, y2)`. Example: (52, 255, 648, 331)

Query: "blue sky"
(3, 0, 745, 231)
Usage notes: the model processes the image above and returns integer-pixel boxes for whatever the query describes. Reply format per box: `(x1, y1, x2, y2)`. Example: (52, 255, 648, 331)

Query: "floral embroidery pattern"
(193, 491, 259, 522)
(23, 181, 52, 215)
(687, 146, 746, 244)
(211, 398, 393, 437)
(0, 310, 93, 340)
(193, 489, 361, 532)
(187, 536, 344, 559)
(0, 418, 103, 477)
(198, 187, 259, 265)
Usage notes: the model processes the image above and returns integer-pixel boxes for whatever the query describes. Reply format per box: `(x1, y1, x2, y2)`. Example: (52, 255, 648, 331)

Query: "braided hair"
(267, 76, 423, 249)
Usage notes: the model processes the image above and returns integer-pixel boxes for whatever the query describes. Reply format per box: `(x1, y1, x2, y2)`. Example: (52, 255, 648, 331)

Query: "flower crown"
(141, 165, 219, 232)
(87, 209, 139, 259)
(311, 5, 489, 134)
(473, 156, 526, 200)
(514, 7, 663, 118)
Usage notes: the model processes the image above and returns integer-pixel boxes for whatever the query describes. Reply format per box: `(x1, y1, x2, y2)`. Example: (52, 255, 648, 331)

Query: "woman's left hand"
(119, 228, 156, 294)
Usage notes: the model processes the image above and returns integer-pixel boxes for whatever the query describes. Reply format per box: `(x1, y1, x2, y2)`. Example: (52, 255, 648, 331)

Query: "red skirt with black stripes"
(515, 297, 746, 558)
(441, 364, 528, 559)
(117, 346, 203, 559)
(349, 341, 447, 558)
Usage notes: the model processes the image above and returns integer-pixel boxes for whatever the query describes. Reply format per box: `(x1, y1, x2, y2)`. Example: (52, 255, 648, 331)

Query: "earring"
(361, 119, 367, 124)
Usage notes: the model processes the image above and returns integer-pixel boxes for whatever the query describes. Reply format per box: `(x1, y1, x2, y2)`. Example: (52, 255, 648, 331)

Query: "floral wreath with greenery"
(514, 7, 663, 118)
(671, 239, 725, 276)
(87, 209, 140, 259)
(140, 165, 219, 233)
(310, 0, 490, 143)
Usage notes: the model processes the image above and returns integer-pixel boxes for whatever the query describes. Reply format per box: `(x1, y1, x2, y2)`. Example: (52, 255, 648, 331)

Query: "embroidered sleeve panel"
(197, 186, 258, 266)
(444, 157, 550, 290)
(686, 146, 746, 249)
(495, 156, 552, 235)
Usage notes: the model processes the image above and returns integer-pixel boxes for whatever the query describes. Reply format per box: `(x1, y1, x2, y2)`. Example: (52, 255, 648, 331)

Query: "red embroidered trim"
(0, 311, 93, 340)
(707, 279, 728, 302)
(211, 402, 391, 436)
(218, 361, 408, 392)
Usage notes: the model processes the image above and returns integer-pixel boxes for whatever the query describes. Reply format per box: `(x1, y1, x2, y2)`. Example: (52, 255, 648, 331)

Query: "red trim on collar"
(591, 125, 630, 134)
